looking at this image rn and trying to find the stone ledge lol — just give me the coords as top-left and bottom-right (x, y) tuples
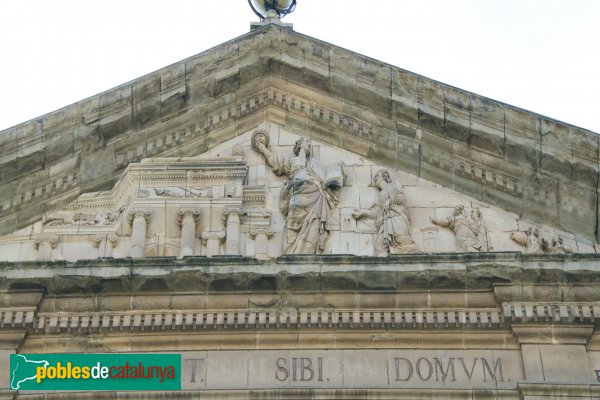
(0, 253), (599, 296)
(7, 302), (598, 336)
(28, 307), (506, 334)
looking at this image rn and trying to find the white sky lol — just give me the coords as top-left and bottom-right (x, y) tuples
(1, 0), (599, 133)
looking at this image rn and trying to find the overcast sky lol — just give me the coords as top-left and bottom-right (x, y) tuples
(1, 0), (599, 133)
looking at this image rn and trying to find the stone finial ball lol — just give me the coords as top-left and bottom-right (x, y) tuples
(251, 0), (294, 14)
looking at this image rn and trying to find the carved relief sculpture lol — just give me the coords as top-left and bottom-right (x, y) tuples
(177, 207), (201, 258)
(137, 187), (212, 199)
(510, 227), (544, 254)
(253, 131), (342, 254)
(250, 228), (274, 260)
(44, 209), (122, 226)
(550, 234), (573, 254)
(222, 207), (245, 255)
(431, 205), (488, 252)
(352, 169), (420, 255)
(93, 233), (119, 258)
(34, 233), (59, 261)
(510, 228), (573, 254)
(127, 207), (152, 258)
(202, 231), (225, 257)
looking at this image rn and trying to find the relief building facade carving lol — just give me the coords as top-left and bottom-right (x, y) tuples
(0, 128), (591, 260)
(0, 17), (599, 400)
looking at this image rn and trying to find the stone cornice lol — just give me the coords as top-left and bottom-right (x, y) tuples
(1, 302), (596, 337)
(1, 252), (600, 294)
(30, 307), (506, 334)
(503, 302), (600, 326)
(0, 27), (597, 242)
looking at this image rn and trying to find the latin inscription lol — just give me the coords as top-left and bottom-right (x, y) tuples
(180, 350), (522, 390)
(394, 357), (504, 383)
(184, 358), (205, 384)
(275, 357), (324, 382)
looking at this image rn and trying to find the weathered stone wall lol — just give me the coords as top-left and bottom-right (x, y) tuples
(2, 254), (600, 398)
(0, 24), (597, 246)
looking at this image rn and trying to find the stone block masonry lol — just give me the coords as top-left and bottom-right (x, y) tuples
(0, 24), (597, 246)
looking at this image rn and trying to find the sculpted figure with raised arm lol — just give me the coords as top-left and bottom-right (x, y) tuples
(353, 169), (420, 256)
(253, 132), (342, 254)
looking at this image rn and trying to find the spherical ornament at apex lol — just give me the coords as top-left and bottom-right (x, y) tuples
(249, 0), (296, 19)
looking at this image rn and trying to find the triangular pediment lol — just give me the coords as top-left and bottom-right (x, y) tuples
(0, 23), (597, 250)
(0, 126), (588, 262)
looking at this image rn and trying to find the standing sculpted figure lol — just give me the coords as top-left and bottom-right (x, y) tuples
(352, 169), (420, 255)
(430, 205), (488, 252)
(253, 134), (342, 254)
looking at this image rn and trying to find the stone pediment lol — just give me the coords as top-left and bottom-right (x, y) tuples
(0, 23), (598, 251)
(0, 127), (590, 262)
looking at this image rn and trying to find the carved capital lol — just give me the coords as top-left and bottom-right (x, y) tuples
(201, 230), (226, 243)
(127, 206), (152, 225)
(250, 228), (274, 239)
(511, 325), (594, 345)
(107, 233), (119, 246)
(93, 234), (119, 248)
(33, 234), (59, 249)
(92, 234), (104, 248)
(221, 207), (246, 223)
(177, 207), (201, 226)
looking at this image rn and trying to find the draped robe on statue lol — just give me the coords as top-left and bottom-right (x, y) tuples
(266, 153), (340, 254)
(373, 181), (420, 255)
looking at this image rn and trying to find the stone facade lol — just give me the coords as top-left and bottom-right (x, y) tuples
(1, 254), (600, 398)
(0, 18), (599, 400)
(0, 127), (590, 263)
(0, 24), (597, 246)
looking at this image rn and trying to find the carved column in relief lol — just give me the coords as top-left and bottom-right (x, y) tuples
(201, 231), (225, 257)
(93, 234), (119, 257)
(127, 207), (152, 258)
(34, 234), (59, 261)
(222, 207), (245, 255)
(177, 207), (201, 258)
(250, 228), (273, 260)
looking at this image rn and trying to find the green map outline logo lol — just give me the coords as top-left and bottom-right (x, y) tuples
(11, 354), (49, 390)
(9, 353), (181, 391)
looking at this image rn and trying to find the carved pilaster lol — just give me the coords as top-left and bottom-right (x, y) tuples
(246, 208), (272, 259)
(93, 233), (119, 258)
(177, 207), (201, 258)
(201, 231), (225, 257)
(250, 228), (274, 260)
(127, 207), (152, 258)
(222, 207), (246, 256)
(34, 233), (59, 261)
(504, 301), (596, 384)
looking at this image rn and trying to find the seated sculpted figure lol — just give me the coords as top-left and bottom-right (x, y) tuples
(353, 169), (420, 256)
(253, 135), (342, 254)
